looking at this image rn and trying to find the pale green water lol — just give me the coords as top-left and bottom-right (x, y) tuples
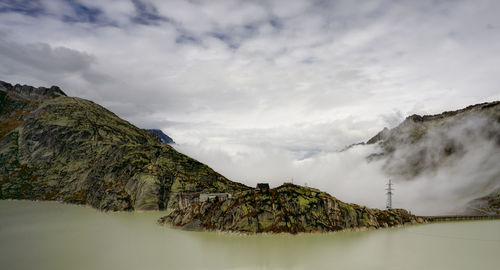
(1, 200), (499, 270)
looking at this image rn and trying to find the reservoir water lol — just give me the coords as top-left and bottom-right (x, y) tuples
(1, 200), (499, 270)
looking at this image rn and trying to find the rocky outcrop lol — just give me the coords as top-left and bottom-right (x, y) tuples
(159, 183), (426, 234)
(467, 188), (500, 215)
(487, 191), (500, 213)
(0, 81), (66, 138)
(0, 81), (248, 211)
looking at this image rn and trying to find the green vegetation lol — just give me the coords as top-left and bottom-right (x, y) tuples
(0, 81), (248, 211)
(159, 183), (425, 234)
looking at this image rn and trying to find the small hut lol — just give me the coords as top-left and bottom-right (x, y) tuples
(256, 183), (270, 193)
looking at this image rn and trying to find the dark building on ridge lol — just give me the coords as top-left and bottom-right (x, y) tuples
(256, 183), (270, 193)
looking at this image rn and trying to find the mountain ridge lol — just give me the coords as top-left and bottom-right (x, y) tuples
(367, 101), (500, 145)
(364, 100), (500, 214)
(0, 80), (248, 211)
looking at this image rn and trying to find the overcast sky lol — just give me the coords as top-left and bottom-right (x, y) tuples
(1, 1), (500, 208)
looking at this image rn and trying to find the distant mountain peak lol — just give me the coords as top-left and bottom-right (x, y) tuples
(366, 101), (500, 145)
(145, 129), (174, 144)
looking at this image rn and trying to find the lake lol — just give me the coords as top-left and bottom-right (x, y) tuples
(1, 200), (499, 270)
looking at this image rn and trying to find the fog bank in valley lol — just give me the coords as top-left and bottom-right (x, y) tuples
(174, 114), (500, 216)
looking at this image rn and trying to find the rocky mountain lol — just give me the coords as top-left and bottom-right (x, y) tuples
(365, 101), (500, 214)
(145, 129), (174, 144)
(159, 183), (425, 234)
(0, 81), (247, 211)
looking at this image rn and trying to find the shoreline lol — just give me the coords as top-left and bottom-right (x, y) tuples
(4, 199), (499, 236)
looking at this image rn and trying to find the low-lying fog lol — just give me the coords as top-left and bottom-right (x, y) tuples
(173, 114), (500, 215)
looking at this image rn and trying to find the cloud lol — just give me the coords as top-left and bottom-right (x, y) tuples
(173, 142), (391, 210)
(0, 39), (93, 72)
(0, 38), (107, 89)
(380, 109), (404, 128)
(131, 0), (169, 26)
(0, 0), (44, 16)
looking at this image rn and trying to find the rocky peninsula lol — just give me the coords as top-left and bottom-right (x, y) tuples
(159, 183), (426, 234)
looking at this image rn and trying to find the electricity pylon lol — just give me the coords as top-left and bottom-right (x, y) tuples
(386, 179), (394, 210)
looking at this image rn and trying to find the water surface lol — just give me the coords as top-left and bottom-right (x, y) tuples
(1, 200), (499, 270)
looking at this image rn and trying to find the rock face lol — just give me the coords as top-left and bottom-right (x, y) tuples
(366, 102), (499, 174)
(468, 188), (500, 215)
(487, 190), (500, 213)
(365, 101), (500, 214)
(0, 81), (248, 211)
(145, 129), (174, 144)
(0, 81), (66, 139)
(159, 183), (426, 234)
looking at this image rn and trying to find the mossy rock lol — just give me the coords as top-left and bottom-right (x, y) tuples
(0, 81), (249, 211)
(160, 183), (426, 234)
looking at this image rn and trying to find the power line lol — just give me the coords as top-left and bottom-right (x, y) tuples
(404, 230), (500, 242)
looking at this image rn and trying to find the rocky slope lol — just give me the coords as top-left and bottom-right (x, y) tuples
(467, 188), (500, 215)
(366, 101), (500, 214)
(0, 81), (248, 211)
(159, 183), (426, 234)
(367, 101), (499, 164)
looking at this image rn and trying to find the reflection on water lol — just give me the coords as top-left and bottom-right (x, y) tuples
(1, 200), (499, 270)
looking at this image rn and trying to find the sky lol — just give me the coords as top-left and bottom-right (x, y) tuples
(1, 0), (500, 213)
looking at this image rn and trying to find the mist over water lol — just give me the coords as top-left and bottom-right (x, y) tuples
(174, 115), (500, 215)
